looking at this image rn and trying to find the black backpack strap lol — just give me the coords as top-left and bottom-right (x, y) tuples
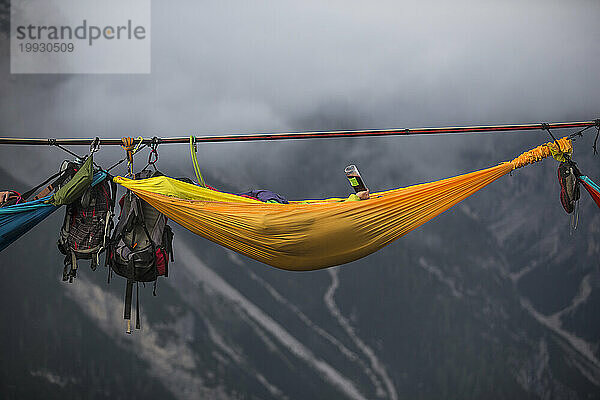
(24, 164), (75, 201)
(135, 282), (141, 330)
(62, 255), (71, 282)
(21, 170), (64, 201)
(61, 251), (78, 283)
(106, 258), (112, 284)
(124, 278), (133, 334)
(57, 208), (73, 255)
(163, 225), (174, 264)
(90, 255), (98, 271)
(70, 251), (78, 282)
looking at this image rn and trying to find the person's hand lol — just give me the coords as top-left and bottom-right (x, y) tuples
(356, 189), (370, 200)
(0, 191), (12, 204)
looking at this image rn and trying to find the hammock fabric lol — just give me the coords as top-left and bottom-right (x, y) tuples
(114, 138), (572, 271)
(0, 171), (107, 252)
(579, 175), (600, 209)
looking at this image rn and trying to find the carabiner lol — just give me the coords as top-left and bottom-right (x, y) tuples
(90, 137), (101, 154)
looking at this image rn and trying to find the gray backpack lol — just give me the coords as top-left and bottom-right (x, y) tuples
(105, 170), (174, 333)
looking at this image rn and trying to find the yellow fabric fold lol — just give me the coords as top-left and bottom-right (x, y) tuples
(113, 176), (262, 204)
(113, 138), (571, 271)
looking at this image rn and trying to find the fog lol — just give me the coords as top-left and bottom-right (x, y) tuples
(1, 0), (599, 198)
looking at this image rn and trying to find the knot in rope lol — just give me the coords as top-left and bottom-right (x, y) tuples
(509, 137), (572, 169)
(121, 137), (136, 163)
(121, 136), (144, 175)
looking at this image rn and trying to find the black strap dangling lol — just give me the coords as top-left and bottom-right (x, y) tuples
(135, 282), (141, 330)
(124, 279), (133, 334)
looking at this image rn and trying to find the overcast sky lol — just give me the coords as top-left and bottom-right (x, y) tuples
(1, 0), (599, 197)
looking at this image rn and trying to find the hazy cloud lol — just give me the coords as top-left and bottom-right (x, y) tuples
(1, 0), (599, 194)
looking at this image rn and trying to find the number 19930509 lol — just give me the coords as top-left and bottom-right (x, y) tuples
(18, 42), (74, 52)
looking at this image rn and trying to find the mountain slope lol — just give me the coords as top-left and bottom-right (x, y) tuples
(1, 136), (599, 400)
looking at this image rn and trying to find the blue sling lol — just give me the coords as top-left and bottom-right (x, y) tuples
(0, 171), (107, 252)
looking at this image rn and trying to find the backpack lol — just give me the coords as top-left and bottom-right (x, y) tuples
(57, 158), (117, 282)
(558, 162), (581, 214)
(105, 170), (174, 333)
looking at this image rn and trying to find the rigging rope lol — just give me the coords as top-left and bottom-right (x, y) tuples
(121, 136), (144, 176)
(0, 120), (597, 146)
(50, 139), (85, 160)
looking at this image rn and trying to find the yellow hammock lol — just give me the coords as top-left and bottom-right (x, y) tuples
(114, 138), (572, 271)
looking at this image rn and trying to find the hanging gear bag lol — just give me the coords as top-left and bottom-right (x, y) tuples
(57, 156), (117, 282)
(105, 170), (174, 333)
(558, 162), (581, 214)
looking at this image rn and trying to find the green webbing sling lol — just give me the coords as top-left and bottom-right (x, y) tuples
(189, 136), (206, 188)
(48, 155), (94, 206)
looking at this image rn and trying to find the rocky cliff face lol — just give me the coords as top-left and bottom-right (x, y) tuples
(1, 135), (599, 399)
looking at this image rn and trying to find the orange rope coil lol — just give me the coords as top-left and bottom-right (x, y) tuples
(121, 137), (136, 164)
(509, 137), (572, 169)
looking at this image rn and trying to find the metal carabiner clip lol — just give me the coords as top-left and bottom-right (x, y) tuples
(147, 137), (160, 169)
(90, 137), (101, 155)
